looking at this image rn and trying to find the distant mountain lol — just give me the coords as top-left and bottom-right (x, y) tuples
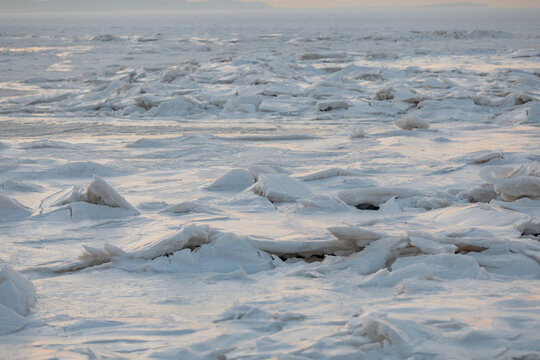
(1, 0), (272, 13)
(419, 2), (488, 7)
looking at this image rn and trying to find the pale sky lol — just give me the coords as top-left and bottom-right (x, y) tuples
(245, 0), (539, 7)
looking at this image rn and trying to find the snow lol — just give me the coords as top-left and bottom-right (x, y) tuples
(0, 8), (539, 359)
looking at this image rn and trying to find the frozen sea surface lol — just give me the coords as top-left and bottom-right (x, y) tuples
(0, 9), (539, 359)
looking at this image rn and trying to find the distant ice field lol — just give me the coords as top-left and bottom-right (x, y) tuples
(0, 9), (539, 359)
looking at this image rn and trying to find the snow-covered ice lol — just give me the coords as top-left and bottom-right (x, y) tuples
(0, 8), (539, 359)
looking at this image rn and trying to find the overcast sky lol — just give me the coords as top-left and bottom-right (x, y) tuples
(248, 0), (539, 7)
(1, 0), (538, 14)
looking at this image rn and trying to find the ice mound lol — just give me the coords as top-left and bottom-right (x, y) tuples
(89, 34), (120, 42)
(525, 101), (540, 123)
(159, 67), (186, 83)
(359, 263), (433, 287)
(0, 179), (41, 192)
(347, 313), (407, 346)
(461, 150), (504, 165)
(374, 87), (395, 101)
(317, 99), (349, 112)
(423, 77), (452, 89)
(41, 176), (139, 216)
(0, 265), (36, 316)
(395, 114), (430, 130)
(161, 201), (219, 215)
(300, 168), (360, 181)
(48, 224), (276, 275)
(254, 174), (312, 203)
(19, 140), (74, 149)
(338, 187), (421, 209)
(209, 169), (255, 190)
(215, 304), (305, 333)
(328, 226), (384, 249)
(146, 96), (203, 116)
(298, 51), (347, 60)
(349, 126), (365, 138)
(393, 253), (486, 280)
(295, 195), (350, 212)
(480, 164), (540, 201)
(224, 96), (262, 113)
(0, 194), (32, 222)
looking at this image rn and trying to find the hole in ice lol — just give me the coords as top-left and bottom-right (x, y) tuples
(355, 204), (380, 211)
(454, 244), (489, 255)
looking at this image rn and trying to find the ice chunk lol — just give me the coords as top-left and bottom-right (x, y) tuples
(40, 176), (138, 214)
(395, 114), (429, 130)
(85, 176), (138, 212)
(300, 168), (360, 181)
(209, 169), (255, 190)
(317, 99), (349, 112)
(338, 187), (421, 208)
(254, 174), (312, 203)
(248, 237), (354, 259)
(460, 183), (498, 203)
(0, 266), (36, 316)
(248, 165), (278, 180)
(480, 164), (540, 201)
(0, 194), (32, 222)
(416, 197), (453, 210)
